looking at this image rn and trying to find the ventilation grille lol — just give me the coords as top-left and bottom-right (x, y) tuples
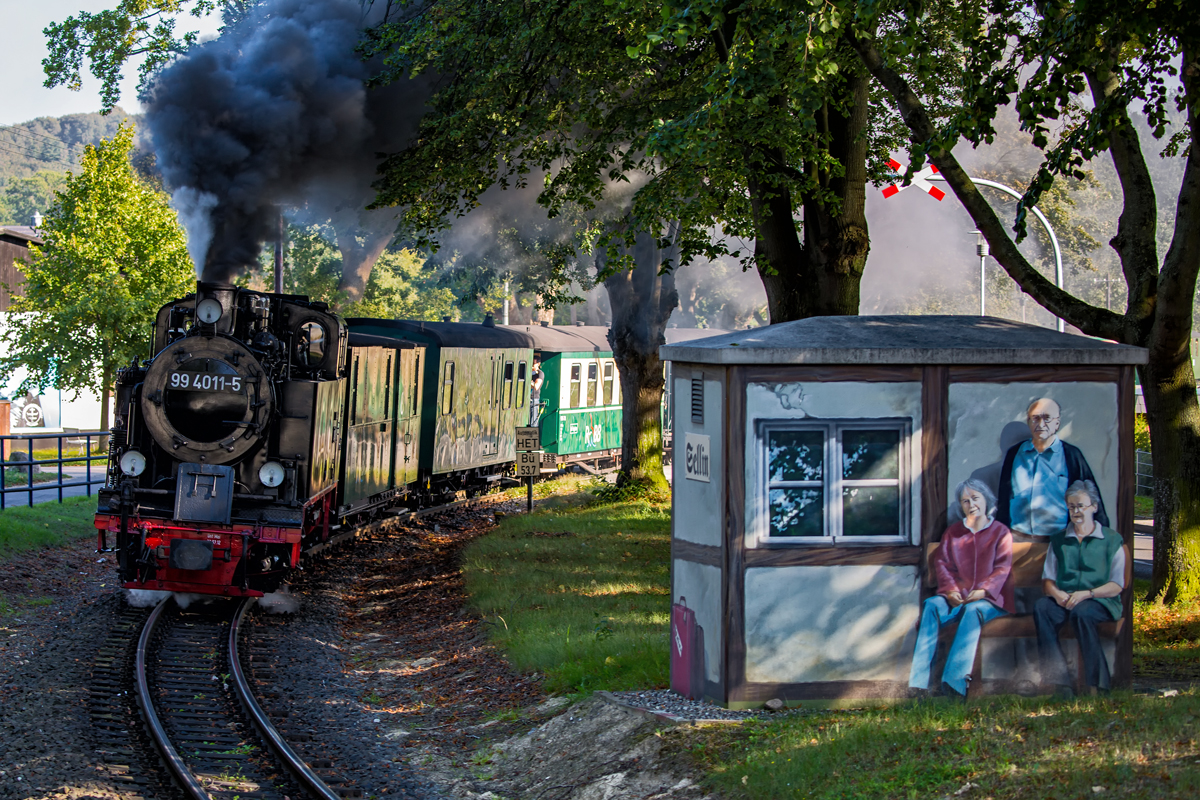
(690, 378), (704, 424)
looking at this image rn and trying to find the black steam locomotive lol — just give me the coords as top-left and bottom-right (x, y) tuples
(95, 282), (534, 597)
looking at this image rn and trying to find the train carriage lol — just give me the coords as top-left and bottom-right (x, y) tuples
(344, 318), (536, 498)
(519, 325), (622, 471)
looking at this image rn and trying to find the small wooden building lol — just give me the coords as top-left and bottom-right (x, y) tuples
(0, 225), (39, 311)
(661, 316), (1147, 708)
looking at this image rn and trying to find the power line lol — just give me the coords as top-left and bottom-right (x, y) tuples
(0, 137), (74, 165)
(0, 121), (85, 149)
(0, 143), (77, 170)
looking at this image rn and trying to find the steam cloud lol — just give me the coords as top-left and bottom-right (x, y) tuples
(145, 0), (431, 282)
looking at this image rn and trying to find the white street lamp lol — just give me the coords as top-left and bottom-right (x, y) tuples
(929, 175), (1065, 333)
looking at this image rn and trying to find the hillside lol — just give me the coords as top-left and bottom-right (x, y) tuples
(0, 109), (134, 185)
(0, 110), (136, 226)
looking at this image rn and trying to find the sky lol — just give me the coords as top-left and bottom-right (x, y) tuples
(0, 1), (222, 126)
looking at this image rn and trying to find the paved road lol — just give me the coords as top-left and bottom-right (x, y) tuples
(0, 465), (105, 508)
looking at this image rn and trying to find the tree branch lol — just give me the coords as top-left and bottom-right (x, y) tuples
(847, 28), (1126, 341)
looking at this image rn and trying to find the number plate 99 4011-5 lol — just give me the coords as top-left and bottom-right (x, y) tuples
(169, 372), (244, 393)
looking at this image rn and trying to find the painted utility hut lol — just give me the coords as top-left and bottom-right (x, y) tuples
(661, 316), (1147, 708)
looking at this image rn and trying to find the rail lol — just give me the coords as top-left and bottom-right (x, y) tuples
(229, 599), (342, 800)
(0, 430), (109, 509)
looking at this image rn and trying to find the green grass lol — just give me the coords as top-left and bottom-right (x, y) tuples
(464, 476), (671, 693)
(1, 467), (62, 486)
(691, 691), (1200, 799)
(0, 495), (99, 558)
(1134, 495), (1154, 518)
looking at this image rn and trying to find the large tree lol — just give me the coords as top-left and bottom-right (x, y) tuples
(844, 0), (1200, 602)
(0, 122), (195, 433)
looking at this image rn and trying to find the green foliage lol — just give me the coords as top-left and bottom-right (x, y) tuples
(0, 496), (99, 558)
(242, 223), (457, 320)
(462, 479), (671, 693)
(693, 692), (1200, 799)
(0, 122), (195, 406)
(41, 2), (236, 113)
(0, 171), (69, 227)
(1136, 414), (1152, 453)
(0, 111), (131, 185)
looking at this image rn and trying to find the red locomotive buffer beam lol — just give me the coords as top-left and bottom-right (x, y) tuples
(93, 516), (302, 597)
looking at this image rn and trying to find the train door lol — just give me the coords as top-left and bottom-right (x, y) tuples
(397, 348), (422, 486)
(344, 348), (395, 509)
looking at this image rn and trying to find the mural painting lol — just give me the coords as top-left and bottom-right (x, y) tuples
(923, 384), (1128, 697)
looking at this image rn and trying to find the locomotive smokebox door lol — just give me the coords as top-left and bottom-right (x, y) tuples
(175, 463), (235, 524)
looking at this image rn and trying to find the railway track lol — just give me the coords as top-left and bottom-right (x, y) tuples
(91, 494), (512, 798)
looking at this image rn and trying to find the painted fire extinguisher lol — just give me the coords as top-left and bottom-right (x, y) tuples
(670, 596), (704, 699)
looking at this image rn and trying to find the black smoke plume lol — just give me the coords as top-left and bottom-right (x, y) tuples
(145, 0), (430, 282)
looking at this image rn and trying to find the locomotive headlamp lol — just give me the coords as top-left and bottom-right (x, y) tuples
(196, 298), (224, 324)
(259, 461), (285, 488)
(119, 450), (147, 477)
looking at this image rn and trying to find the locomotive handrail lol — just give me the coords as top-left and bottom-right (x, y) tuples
(0, 430), (109, 509)
(228, 598), (342, 800)
(135, 596), (211, 800)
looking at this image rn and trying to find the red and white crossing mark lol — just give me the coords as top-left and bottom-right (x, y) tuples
(881, 158), (945, 201)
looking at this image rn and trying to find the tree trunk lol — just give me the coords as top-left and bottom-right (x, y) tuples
(1141, 339), (1200, 603)
(99, 361), (113, 452)
(334, 224), (393, 304)
(747, 69), (871, 323)
(604, 228), (680, 489)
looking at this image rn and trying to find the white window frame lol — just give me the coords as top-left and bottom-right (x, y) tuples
(756, 418), (912, 545)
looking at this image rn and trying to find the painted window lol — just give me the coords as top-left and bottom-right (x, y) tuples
(411, 354), (420, 416)
(586, 362), (599, 406)
(503, 361), (515, 408)
(603, 362), (616, 406)
(569, 363), (581, 408)
(759, 419), (909, 543)
(516, 361), (527, 407)
(441, 361), (455, 415)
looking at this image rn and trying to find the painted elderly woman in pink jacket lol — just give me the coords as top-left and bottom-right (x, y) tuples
(909, 478), (1014, 697)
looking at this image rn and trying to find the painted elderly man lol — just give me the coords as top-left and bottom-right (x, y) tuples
(1035, 480), (1126, 695)
(996, 398), (1108, 537)
(910, 479), (1014, 697)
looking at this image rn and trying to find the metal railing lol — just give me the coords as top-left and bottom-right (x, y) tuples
(1135, 449), (1153, 497)
(0, 431), (110, 509)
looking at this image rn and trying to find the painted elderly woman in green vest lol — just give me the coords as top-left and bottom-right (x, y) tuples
(1034, 479), (1126, 696)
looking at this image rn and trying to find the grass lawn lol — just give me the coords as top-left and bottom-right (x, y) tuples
(690, 691), (1199, 799)
(464, 476), (671, 694)
(0, 495), (98, 558)
(467, 477), (1200, 797)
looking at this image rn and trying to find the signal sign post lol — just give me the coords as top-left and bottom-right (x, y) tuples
(515, 427), (541, 512)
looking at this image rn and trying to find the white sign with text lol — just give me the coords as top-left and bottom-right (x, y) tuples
(683, 432), (712, 483)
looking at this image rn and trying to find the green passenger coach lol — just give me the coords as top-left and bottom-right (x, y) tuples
(518, 325), (622, 471)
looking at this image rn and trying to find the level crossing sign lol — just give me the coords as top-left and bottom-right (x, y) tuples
(881, 158), (945, 201)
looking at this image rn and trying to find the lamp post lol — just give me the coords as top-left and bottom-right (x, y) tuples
(929, 175), (1065, 333)
(972, 230), (989, 316)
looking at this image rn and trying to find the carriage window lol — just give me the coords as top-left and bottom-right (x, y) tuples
(516, 361), (527, 407)
(586, 362), (598, 406)
(503, 361), (515, 408)
(411, 355), (420, 416)
(761, 420), (909, 543)
(441, 361), (455, 415)
(603, 362), (616, 405)
(569, 363), (581, 408)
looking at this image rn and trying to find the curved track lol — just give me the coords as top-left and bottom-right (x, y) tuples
(135, 597), (340, 800)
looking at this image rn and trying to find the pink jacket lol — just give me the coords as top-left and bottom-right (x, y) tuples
(933, 520), (1014, 612)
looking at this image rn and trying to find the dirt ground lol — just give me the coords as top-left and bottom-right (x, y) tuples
(0, 499), (718, 800)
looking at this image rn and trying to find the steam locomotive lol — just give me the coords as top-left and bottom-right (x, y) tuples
(94, 282), (534, 597)
(95, 282), (723, 598)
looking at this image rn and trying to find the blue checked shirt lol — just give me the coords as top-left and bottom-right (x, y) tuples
(1007, 438), (1069, 537)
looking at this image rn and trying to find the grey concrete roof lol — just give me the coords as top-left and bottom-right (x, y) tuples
(659, 315), (1148, 365)
(665, 327), (731, 344)
(0, 226), (43, 246)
